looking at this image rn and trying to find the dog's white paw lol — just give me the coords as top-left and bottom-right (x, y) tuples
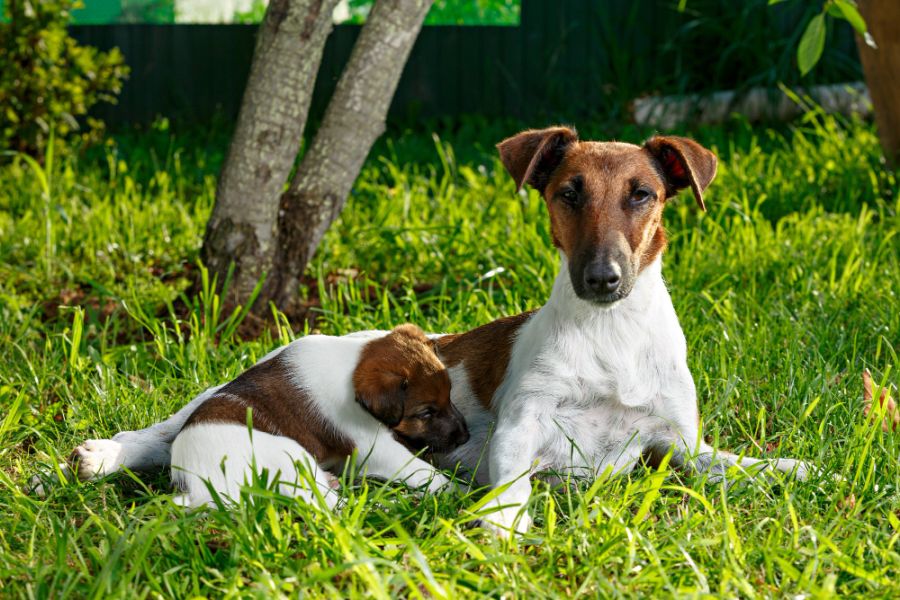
(27, 463), (72, 496)
(480, 506), (532, 539)
(71, 439), (125, 481)
(771, 458), (833, 482)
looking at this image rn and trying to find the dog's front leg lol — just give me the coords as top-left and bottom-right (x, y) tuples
(662, 425), (814, 483)
(480, 415), (542, 538)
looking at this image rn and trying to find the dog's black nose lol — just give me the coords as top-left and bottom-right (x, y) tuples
(584, 261), (621, 295)
(456, 426), (470, 446)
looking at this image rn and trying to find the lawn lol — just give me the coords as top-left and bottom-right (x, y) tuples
(1, 112), (899, 597)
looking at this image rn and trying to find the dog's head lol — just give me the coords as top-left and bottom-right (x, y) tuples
(353, 324), (469, 453)
(497, 127), (717, 304)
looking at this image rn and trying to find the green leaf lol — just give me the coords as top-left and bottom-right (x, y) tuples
(834, 0), (867, 34)
(798, 13), (826, 76)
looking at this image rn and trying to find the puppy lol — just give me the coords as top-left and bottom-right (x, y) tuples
(69, 324), (468, 508)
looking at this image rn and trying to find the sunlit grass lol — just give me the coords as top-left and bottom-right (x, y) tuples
(1, 113), (898, 597)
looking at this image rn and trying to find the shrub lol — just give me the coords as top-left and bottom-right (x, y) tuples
(0, 0), (129, 156)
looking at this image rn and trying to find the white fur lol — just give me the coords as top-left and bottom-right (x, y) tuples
(71, 334), (450, 507)
(442, 255), (811, 536)
(170, 423), (338, 509)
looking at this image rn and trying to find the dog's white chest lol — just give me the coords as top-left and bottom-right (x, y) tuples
(532, 359), (669, 476)
(497, 261), (694, 477)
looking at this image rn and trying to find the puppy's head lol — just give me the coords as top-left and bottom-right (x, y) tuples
(497, 127), (717, 305)
(353, 324), (469, 453)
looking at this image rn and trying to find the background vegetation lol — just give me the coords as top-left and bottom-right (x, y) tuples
(1, 110), (899, 596)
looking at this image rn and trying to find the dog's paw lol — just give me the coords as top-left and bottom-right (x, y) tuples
(770, 458), (835, 482)
(479, 506), (532, 539)
(26, 463), (72, 497)
(70, 439), (125, 481)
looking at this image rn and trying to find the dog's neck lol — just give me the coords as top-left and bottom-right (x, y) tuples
(545, 253), (666, 327)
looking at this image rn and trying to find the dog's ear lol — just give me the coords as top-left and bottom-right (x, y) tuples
(497, 126), (578, 193)
(355, 375), (406, 428)
(390, 323), (428, 343)
(643, 136), (717, 211)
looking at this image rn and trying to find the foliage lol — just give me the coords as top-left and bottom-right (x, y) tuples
(232, 0), (268, 25)
(793, 0), (871, 76)
(119, 0), (175, 24)
(0, 0), (129, 156)
(667, 0), (860, 95)
(1, 114), (899, 596)
(344, 0), (520, 25)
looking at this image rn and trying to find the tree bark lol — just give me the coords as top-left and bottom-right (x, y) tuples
(201, 0), (339, 307)
(265, 0), (433, 311)
(856, 0), (900, 167)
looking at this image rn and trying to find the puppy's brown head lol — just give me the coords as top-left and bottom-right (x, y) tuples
(497, 127), (717, 304)
(353, 324), (468, 453)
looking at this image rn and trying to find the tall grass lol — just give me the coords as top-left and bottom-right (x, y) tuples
(0, 113), (898, 597)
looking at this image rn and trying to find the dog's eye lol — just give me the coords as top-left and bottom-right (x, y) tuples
(630, 188), (654, 206)
(400, 379), (409, 391)
(559, 189), (582, 207)
(416, 408), (435, 420)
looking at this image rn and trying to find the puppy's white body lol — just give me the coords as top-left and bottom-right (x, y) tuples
(171, 424), (337, 508)
(73, 334), (449, 508)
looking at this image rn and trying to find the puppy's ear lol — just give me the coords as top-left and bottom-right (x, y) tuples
(390, 323), (428, 343)
(643, 136), (717, 211)
(355, 375), (406, 428)
(497, 126), (578, 193)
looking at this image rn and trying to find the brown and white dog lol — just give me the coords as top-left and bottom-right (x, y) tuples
(428, 127), (812, 535)
(69, 324), (468, 508)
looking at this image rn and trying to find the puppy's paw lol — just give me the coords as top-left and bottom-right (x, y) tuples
(70, 439), (125, 481)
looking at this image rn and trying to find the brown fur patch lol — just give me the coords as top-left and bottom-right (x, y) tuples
(183, 355), (354, 466)
(433, 311), (535, 409)
(353, 324), (450, 426)
(542, 141), (673, 275)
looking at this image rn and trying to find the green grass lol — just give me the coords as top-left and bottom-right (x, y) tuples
(1, 111), (899, 597)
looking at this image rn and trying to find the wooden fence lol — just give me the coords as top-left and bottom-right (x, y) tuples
(69, 0), (862, 126)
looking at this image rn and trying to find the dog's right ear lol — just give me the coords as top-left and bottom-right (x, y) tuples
(497, 126), (578, 193)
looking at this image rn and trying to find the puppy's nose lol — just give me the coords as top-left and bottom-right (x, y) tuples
(451, 408), (469, 446)
(584, 261), (622, 295)
(456, 425), (470, 446)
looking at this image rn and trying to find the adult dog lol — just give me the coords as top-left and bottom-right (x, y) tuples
(431, 127), (811, 535)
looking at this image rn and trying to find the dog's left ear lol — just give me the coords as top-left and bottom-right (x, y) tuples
(355, 376), (406, 428)
(643, 136), (717, 211)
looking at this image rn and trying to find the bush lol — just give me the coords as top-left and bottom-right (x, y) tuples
(0, 0), (129, 156)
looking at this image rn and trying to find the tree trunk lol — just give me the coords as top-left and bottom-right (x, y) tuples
(264, 0), (433, 311)
(856, 0), (900, 167)
(201, 0), (339, 307)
